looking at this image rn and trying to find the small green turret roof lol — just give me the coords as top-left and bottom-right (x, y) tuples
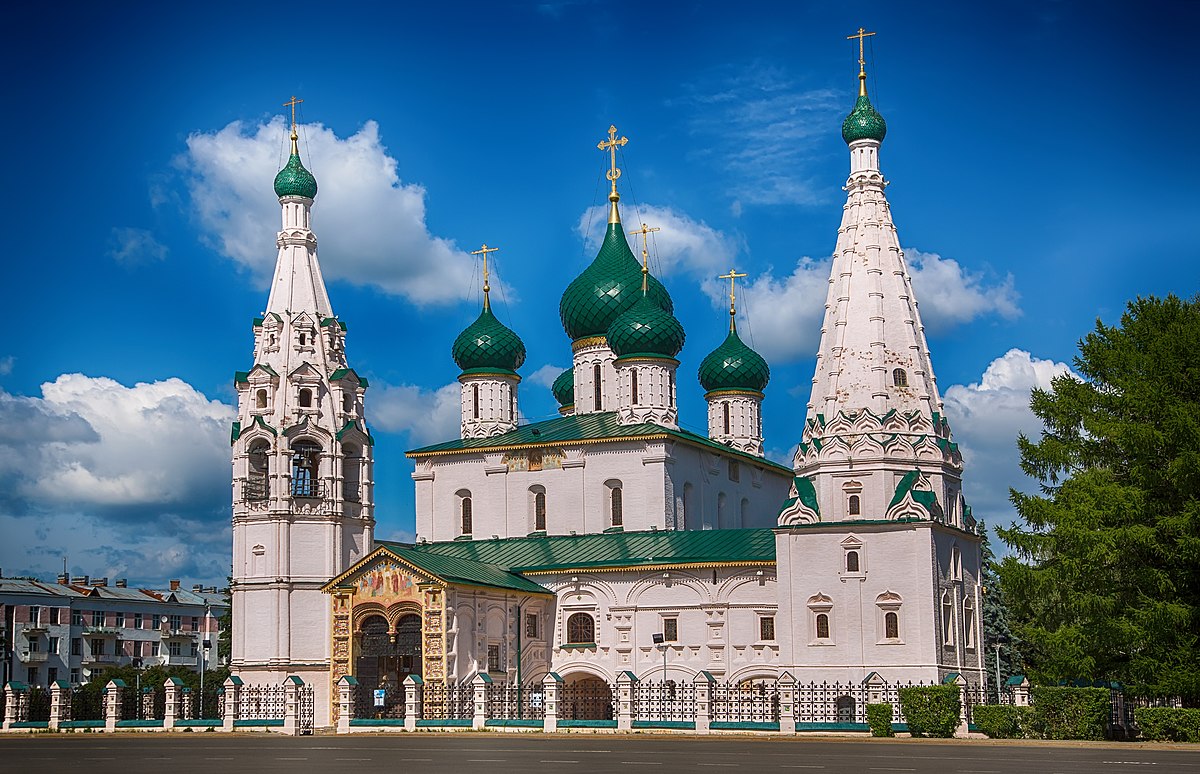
(698, 323), (770, 393)
(451, 306), (526, 375)
(608, 292), (685, 360)
(842, 80), (887, 144)
(559, 223), (673, 341)
(551, 368), (574, 407)
(274, 150), (318, 199)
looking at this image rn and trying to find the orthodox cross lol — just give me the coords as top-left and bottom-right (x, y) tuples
(719, 268), (748, 330)
(628, 223), (661, 290)
(283, 96), (304, 131)
(471, 244), (499, 308)
(597, 125), (629, 196)
(847, 27), (876, 73)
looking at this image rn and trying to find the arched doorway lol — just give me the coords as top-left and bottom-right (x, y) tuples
(560, 675), (613, 721)
(355, 613), (423, 691)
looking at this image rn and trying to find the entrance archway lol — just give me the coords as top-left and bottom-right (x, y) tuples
(560, 675), (613, 720)
(355, 613), (422, 692)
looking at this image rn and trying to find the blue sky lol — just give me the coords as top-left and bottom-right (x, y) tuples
(2, 1), (1196, 587)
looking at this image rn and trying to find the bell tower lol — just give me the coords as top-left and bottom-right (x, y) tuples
(229, 99), (374, 722)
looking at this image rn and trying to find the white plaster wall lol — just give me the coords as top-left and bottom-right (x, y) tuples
(460, 376), (519, 438)
(706, 393), (764, 456)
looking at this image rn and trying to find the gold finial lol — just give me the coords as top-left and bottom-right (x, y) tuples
(846, 27), (876, 97)
(718, 268), (748, 332)
(471, 244), (500, 310)
(283, 95), (304, 154)
(629, 223), (661, 294)
(597, 124), (629, 224)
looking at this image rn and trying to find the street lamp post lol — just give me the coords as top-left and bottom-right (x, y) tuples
(652, 633), (667, 685)
(200, 603), (210, 719)
(994, 634), (1011, 703)
(132, 658), (143, 719)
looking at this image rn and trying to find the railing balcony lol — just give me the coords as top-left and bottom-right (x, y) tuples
(289, 477), (323, 499)
(22, 625), (49, 636)
(242, 477), (269, 502)
(21, 651), (49, 663)
(82, 653), (119, 665)
(82, 627), (121, 637)
(164, 655), (197, 666)
(160, 627), (197, 640)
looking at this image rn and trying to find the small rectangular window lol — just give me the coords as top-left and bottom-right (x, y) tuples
(49, 608), (60, 625)
(71, 638), (81, 656)
(91, 638), (104, 656)
(760, 616), (776, 641)
(72, 611), (83, 627)
(29, 637), (40, 653)
(662, 617), (678, 642)
(169, 614), (182, 630)
(27, 668), (38, 685)
(48, 636), (59, 653)
(525, 613), (539, 639)
(728, 460), (740, 482)
(134, 613), (143, 630)
(70, 668), (80, 684)
(48, 667), (58, 684)
(29, 606), (40, 625)
(487, 643), (501, 672)
(91, 611), (103, 627)
(115, 612), (125, 628)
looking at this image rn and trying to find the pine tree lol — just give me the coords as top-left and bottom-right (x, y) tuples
(979, 521), (1022, 702)
(998, 295), (1200, 704)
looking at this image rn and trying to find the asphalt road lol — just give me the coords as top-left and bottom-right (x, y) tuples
(1, 733), (1197, 774)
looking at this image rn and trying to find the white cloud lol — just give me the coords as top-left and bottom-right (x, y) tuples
(0, 375), (235, 584)
(183, 116), (482, 305)
(906, 249), (1020, 333)
(672, 63), (841, 209)
(577, 203), (740, 280)
(726, 256), (832, 363)
(943, 349), (1076, 530)
(108, 227), (169, 265)
(528, 364), (568, 389)
(0, 356), (13, 376)
(370, 382), (462, 447)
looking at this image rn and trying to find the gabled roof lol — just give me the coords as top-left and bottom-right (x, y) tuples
(405, 411), (791, 474)
(326, 544), (551, 595)
(381, 527), (777, 574)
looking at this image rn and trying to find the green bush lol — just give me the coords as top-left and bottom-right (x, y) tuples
(898, 684), (961, 738)
(1135, 708), (1200, 742)
(971, 705), (1032, 739)
(1029, 686), (1110, 740)
(867, 703), (894, 737)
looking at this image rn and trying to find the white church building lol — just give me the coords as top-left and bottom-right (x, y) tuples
(228, 54), (985, 728)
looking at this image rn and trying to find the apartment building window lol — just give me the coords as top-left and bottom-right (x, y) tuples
(91, 611), (103, 627)
(71, 638), (81, 656)
(48, 667), (58, 684)
(116, 612), (125, 628)
(49, 608), (60, 625)
(169, 614), (182, 630)
(29, 606), (40, 625)
(134, 613), (143, 629)
(191, 616), (199, 631)
(190, 642), (199, 657)
(27, 668), (39, 685)
(29, 637), (40, 653)
(70, 668), (80, 684)
(48, 636), (59, 654)
(168, 641), (181, 657)
(72, 611), (83, 627)
(90, 638), (104, 656)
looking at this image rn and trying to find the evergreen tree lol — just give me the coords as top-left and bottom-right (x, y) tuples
(998, 295), (1200, 704)
(979, 521), (1022, 702)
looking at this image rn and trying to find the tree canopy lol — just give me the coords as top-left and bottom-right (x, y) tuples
(998, 294), (1200, 704)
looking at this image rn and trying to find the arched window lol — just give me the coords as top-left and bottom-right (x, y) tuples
(256, 389), (268, 409)
(290, 441), (321, 497)
(885, 611), (899, 639)
(942, 591), (955, 645)
(461, 496), (473, 535)
(951, 545), (962, 580)
(846, 550), (860, 573)
(816, 613), (830, 639)
(668, 371), (675, 406)
(610, 486), (622, 527)
(472, 384), (480, 419)
(593, 363), (602, 411)
(299, 332), (307, 346)
(848, 494), (861, 516)
(963, 597), (976, 649)
(342, 443), (361, 503)
(342, 391), (353, 414)
(246, 441), (270, 501)
(892, 368), (908, 387)
(630, 369), (639, 405)
(566, 613), (595, 645)
(723, 402), (731, 435)
(299, 388), (313, 408)
(534, 491), (547, 531)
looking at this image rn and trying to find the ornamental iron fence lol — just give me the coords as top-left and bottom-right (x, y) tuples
(28, 688), (51, 722)
(238, 684), (287, 720)
(713, 680), (779, 724)
(421, 681), (473, 720)
(487, 681), (546, 721)
(298, 684), (314, 734)
(559, 680), (616, 721)
(355, 682), (406, 719)
(633, 679), (695, 722)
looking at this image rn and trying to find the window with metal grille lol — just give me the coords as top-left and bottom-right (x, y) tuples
(892, 368), (907, 387)
(593, 364), (602, 410)
(461, 496), (473, 535)
(816, 613), (830, 639)
(662, 617), (678, 642)
(760, 616), (775, 641)
(848, 494), (861, 516)
(610, 487), (622, 527)
(290, 441), (321, 497)
(534, 491), (547, 531)
(566, 613), (595, 644)
(631, 369), (639, 405)
(525, 613), (539, 639)
(846, 550), (860, 573)
(487, 644), (501, 672)
(885, 611), (899, 639)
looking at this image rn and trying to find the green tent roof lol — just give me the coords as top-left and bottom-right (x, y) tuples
(405, 410), (791, 474)
(382, 527), (777, 574)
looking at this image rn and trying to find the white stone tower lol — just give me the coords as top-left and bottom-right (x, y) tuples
(775, 34), (984, 686)
(230, 106), (374, 721)
(452, 244), (526, 439)
(697, 271), (769, 456)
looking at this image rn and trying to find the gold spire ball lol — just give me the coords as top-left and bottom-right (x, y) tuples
(597, 125), (629, 224)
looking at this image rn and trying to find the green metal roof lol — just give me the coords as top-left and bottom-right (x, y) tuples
(376, 544), (551, 594)
(382, 527), (777, 573)
(451, 306), (526, 374)
(405, 410), (791, 474)
(274, 150), (318, 199)
(842, 92), (887, 144)
(551, 367), (574, 407)
(697, 324), (770, 393)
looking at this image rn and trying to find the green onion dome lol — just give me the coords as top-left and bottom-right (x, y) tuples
(551, 368), (574, 407)
(697, 324), (770, 393)
(274, 151), (318, 199)
(841, 92), (887, 144)
(451, 306), (526, 375)
(559, 223), (673, 341)
(608, 293), (685, 360)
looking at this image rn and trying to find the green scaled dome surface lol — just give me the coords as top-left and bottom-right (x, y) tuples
(451, 306), (526, 374)
(841, 94), (887, 144)
(274, 152), (318, 199)
(608, 293), (685, 359)
(551, 368), (574, 407)
(698, 325), (770, 393)
(560, 223), (673, 341)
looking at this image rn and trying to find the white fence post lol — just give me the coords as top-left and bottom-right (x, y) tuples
(693, 671), (713, 735)
(222, 676), (242, 732)
(616, 671), (636, 732)
(778, 672), (796, 734)
(542, 673), (561, 733)
(49, 680), (70, 731)
(164, 677), (183, 730)
(472, 673), (491, 730)
(282, 676), (302, 736)
(104, 679), (126, 732)
(3, 680), (29, 730)
(403, 674), (423, 732)
(338, 675), (357, 734)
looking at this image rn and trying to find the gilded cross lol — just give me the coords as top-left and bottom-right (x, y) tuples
(283, 96), (304, 131)
(719, 268), (748, 330)
(471, 244), (500, 308)
(597, 125), (629, 195)
(846, 27), (876, 71)
(629, 223), (661, 293)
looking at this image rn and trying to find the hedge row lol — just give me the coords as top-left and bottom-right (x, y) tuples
(971, 687), (1109, 740)
(866, 703), (894, 737)
(1134, 708), (1200, 742)
(898, 684), (961, 738)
